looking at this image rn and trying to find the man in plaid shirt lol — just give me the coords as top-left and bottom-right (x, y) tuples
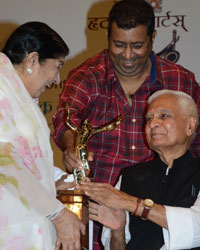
(52, 0), (200, 249)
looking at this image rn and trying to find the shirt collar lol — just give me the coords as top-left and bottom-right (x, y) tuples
(150, 51), (163, 85)
(155, 150), (193, 170)
(150, 51), (156, 84)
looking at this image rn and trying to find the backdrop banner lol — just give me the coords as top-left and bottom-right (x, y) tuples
(0, 0), (199, 168)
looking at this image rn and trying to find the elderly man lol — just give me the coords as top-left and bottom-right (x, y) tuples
(78, 89), (200, 250)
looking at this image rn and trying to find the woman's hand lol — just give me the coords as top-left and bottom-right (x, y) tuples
(52, 208), (85, 250)
(55, 174), (76, 191)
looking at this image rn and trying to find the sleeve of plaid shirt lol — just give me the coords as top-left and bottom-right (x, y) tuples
(52, 70), (92, 149)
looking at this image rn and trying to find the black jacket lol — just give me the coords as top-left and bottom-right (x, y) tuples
(121, 151), (200, 250)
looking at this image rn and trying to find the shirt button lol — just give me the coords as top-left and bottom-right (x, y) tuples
(132, 118), (136, 123)
(131, 145), (135, 150)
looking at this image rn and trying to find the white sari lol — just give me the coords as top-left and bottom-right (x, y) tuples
(0, 53), (64, 250)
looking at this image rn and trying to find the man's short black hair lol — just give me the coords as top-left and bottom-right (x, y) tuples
(108, 0), (155, 40)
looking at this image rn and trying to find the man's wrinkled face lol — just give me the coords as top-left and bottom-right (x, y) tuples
(145, 94), (189, 153)
(108, 22), (155, 78)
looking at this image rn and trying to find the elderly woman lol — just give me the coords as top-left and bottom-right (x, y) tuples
(0, 22), (84, 250)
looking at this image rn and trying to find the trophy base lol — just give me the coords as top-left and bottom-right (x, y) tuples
(57, 190), (89, 249)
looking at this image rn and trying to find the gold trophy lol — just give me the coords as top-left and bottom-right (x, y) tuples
(57, 106), (122, 249)
(65, 105), (122, 184)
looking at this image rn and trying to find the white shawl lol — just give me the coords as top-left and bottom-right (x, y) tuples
(0, 52), (64, 249)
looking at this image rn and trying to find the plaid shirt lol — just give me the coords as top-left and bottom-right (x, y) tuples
(53, 49), (200, 186)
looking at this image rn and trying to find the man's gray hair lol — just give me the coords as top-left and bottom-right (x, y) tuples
(148, 89), (199, 126)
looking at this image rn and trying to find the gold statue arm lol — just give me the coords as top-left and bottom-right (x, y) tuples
(90, 116), (123, 137)
(65, 105), (78, 134)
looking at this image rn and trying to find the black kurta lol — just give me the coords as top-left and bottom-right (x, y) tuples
(121, 151), (200, 250)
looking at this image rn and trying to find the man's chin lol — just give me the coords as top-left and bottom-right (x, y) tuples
(116, 68), (138, 77)
(149, 141), (164, 150)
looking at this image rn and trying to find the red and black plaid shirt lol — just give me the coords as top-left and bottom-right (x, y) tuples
(53, 49), (200, 186)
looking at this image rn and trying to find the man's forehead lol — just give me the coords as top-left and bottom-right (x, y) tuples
(146, 107), (172, 115)
(146, 97), (182, 118)
(147, 95), (178, 112)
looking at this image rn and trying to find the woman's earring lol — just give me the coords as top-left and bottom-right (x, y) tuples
(27, 68), (33, 75)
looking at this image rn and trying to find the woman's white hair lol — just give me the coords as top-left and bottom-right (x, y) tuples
(148, 89), (199, 128)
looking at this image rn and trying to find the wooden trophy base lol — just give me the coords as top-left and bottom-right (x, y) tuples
(57, 190), (89, 249)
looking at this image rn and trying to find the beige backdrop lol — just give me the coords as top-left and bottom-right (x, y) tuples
(0, 0), (199, 169)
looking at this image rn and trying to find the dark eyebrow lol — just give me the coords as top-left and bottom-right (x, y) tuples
(113, 40), (144, 45)
(158, 109), (172, 114)
(113, 40), (125, 44)
(145, 108), (172, 117)
(145, 112), (152, 118)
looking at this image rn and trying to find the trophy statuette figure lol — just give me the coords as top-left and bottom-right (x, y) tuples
(65, 105), (122, 184)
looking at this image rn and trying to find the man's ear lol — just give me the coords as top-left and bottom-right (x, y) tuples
(152, 30), (157, 44)
(186, 116), (197, 136)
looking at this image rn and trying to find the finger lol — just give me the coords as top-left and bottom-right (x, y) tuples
(75, 184), (93, 191)
(89, 213), (98, 221)
(79, 181), (97, 186)
(63, 150), (79, 164)
(58, 174), (68, 182)
(55, 238), (62, 250)
(62, 158), (73, 173)
(63, 158), (81, 173)
(63, 154), (75, 168)
(63, 181), (75, 187)
(88, 151), (94, 161)
(81, 190), (95, 197)
(89, 206), (98, 215)
(62, 241), (75, 250)
(88, 196), (103, 205)
(75, 184), (81, 190)
(84, 190), (100, 199)
(85, 177), (91, 182)
(57, 181), (75, 190)
(80, 182), (108, 189)
(74, 239), (81, 250)
(89, 201), (101, 209)
(78, 183), (100, 192)
(68, 151), (82, 164)
(68, 242), (76, 250)
(80, 221), (86, 235)
(56, 174), (74, 185)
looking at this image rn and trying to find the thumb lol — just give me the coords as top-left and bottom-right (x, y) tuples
(88, 152), (94, 161)
(80, 221), (86, 235)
